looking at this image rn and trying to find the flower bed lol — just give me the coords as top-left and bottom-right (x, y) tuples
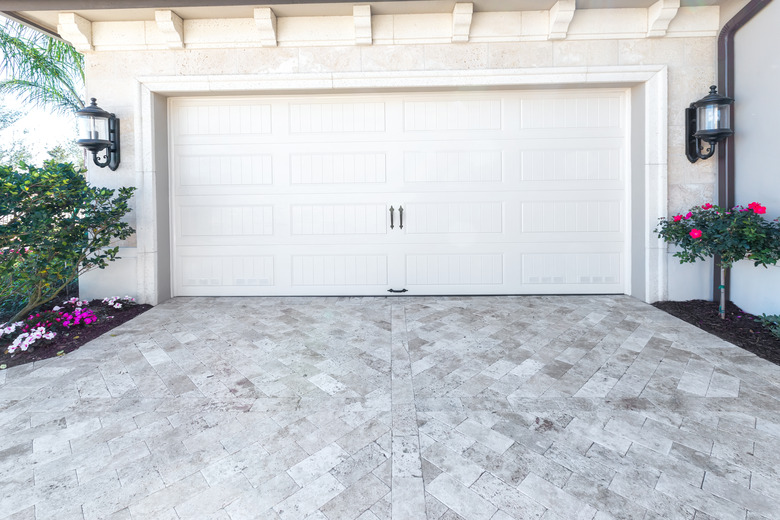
(654, 300), (780, 365)
(1, 296), (151, 370)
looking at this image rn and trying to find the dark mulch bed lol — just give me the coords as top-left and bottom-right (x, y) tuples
(653, 299), (780, 365)
(1, 300), (151, 370)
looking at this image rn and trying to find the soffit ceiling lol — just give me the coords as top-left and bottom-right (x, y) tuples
(1, 0), (727, 36)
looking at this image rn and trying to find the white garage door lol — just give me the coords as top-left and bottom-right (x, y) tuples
(170, 89), (628, 297)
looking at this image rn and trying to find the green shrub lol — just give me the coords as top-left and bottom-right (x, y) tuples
(0, 161), (135, 325)
(759, 314), (780, 340)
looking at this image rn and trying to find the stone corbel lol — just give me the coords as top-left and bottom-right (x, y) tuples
(452, 3), (473, 43)
(548, 0), (575, 40)
(254, 7), (278, 47)
(57, 12), (92, 52)
(353, 5), (372, 45)
(155, 10), (184, 49)
(647, 0), (680, 38)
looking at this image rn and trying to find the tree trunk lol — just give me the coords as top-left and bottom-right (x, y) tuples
(719, 267), (726, 320)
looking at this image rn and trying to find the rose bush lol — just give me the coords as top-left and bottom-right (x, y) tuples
(656, 202), (780, 318)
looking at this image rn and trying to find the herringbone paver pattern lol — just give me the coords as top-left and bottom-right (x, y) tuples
(1, 296), (779, 519)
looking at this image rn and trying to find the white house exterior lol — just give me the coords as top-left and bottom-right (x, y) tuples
(730, 0), (780, 315)
(3, 0), (774, 309)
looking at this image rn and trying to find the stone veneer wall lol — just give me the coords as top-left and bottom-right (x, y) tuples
(73, 5), (722, 304)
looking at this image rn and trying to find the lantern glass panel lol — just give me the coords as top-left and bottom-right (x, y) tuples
(696, 104), (730, 132)
(77, 114), (109, 141)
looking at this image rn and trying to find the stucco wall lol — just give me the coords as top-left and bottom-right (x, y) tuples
(74, 6), (723, 304)
(731, 0), (780, 315)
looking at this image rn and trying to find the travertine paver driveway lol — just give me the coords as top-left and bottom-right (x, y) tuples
(2, 296), (780, 520)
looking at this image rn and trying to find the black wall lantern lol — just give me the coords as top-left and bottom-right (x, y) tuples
(76, 98), (120, 171)
(685, 85), (734, 163)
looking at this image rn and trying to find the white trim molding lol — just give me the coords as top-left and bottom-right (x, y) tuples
(133, 65), (668, 304)
(57, 12), (92, 52)
(254, 7), (278, 47)
(452, 3), (474, 43)
(155, 10), (184, 49)
(548, 0), (576, 40)
(60, 4), (718, 51)
(353, 5), (372, 45)
(647, 0), (680, 38)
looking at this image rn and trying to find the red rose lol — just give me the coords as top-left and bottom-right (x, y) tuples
(689, 229), (702, 239)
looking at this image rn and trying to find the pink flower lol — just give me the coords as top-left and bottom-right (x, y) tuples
(673, 215), (683, 222)
(702, 203), (713, 209)
(748, 202), (767, 214)
(689, 229), (702, 239)
(684, 212), (693, 220)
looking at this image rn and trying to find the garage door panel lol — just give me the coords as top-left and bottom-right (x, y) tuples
(403, 150), (504, 184)
(520, 95), (623, 130)
(521, 252), (622, 286)
(403, 98), (502, 132)
(520, 200), (622, 234)
(291, 152), (387, 184)
(178, 205), (274, 237)
(290, 204), (388, 235)
(291, 254), (388, 286)
(289, 101), (386, 133)
(404, 201), (503, 234)
(406, 253), (504, 286)
(174, 102), (273, 138)
(175, 153), (274, 188)
(520, 148), (622, 182)
(170, 89), (628, 296)
(179, 254), (275, 289)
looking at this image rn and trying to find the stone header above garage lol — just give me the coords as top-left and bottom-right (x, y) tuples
(7, 1), (720, 52)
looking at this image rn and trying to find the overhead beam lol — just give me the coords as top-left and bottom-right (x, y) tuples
(548, 0), (575, 40)
(57, 12), (92, 51)
(155, 9), (184, 48)
(452, 2), (473, 43)
(0, 0), (419, 8)
(353, 4), (372, 45)
(254, 7), (277, 47)
(1, 11), (62, 39)
(647, 0), (680, 37)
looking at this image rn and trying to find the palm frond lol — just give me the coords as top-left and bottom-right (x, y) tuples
(0, 18), (85, 114)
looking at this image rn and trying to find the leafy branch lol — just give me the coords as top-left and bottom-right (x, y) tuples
(0, 19), (84, 114)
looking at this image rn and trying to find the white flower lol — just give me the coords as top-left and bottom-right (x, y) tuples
(52, 306), (62, 311)
(114, 303), (122, 309)
(11, 333), (29, 351)
(1, 322), (23, 338)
